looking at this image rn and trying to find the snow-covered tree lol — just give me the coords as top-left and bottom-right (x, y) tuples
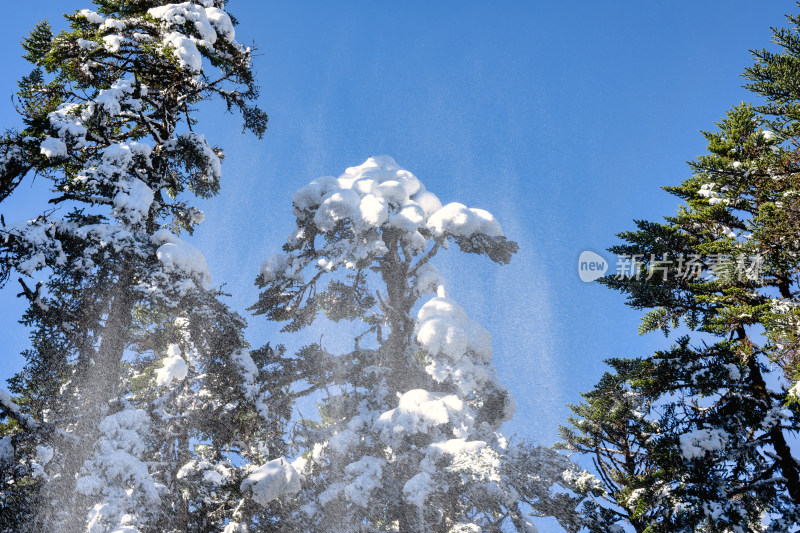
(561, 12), (800, 530)
(252, 155), (593, 532)
(0, 2), (288, 531)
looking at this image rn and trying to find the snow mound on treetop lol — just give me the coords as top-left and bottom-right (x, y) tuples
(113, 178), (153, 225)
(147, 2), (241, 74)
(679, 428), (728, 459)
(415, 295), (510, 399)
(241, 457), (301, 507)
(148, 2), (237, 46)
(427, 202), (503, 238)
(291, 155), (505, 240)
(153, 230), (212, 290)
(40, 137), (67, 159)
(375, 389), (472, 439)
(416, 296), (492, 361)
(260, 156), (516, 286)
(155, 344), (188, 386)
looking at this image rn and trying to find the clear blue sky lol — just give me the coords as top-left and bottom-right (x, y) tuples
(0, 1), (791, 446)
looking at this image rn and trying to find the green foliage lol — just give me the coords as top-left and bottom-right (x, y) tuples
(565, 6), (800, 532)
(21, 20), (53, 65)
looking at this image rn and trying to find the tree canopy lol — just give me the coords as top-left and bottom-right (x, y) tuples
(561, 9), (800, 533)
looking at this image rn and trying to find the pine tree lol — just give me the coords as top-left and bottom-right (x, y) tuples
(251, 155), (596, 533)
(0, 2), (287, 531)
(556, 362), (660, 532)
(561, 11), (800, 531)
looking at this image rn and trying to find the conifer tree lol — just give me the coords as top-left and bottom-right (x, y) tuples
(252, 156), (596, 533)
(0, 2), (288, 531)
(556, 362), (660, 532)
(561, 10), (800, 532)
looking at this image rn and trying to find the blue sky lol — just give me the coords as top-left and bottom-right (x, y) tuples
(0, 1), (792, 446)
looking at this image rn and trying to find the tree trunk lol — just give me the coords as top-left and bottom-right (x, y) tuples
(85, 268), (135, 421)
(745, 353), (800, 505)
(738, 327), (800, 505)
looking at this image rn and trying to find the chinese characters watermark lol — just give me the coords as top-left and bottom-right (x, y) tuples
(579, 251), (764, 283)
